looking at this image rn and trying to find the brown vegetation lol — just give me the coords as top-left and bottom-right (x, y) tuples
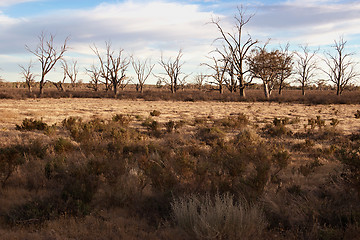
(0, 97), (360, 239)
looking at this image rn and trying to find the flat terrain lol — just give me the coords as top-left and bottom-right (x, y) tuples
(1, 98), (359, 134)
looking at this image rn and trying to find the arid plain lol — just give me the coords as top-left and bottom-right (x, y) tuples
(1, 98), (360, 239)
(1, 98), (359, 133)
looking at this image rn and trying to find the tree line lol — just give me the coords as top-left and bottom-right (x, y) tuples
(11, 6), (360, 98)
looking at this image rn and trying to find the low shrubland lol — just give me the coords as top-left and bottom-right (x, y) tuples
(0, 111), (359, 239)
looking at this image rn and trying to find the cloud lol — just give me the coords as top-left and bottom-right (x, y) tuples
(0, 0), (39, 7)
(0, 1), (221, 82)
(249, 0), (360, 45)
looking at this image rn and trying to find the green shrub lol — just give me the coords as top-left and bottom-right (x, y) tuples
(171, 193), (266, 240)
(16, 118), (48, 131)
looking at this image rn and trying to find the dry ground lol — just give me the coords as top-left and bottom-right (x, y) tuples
(1, 98), (359, 133)
(1, 98), (360, 239)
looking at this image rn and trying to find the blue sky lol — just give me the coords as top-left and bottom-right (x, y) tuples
(0, 0), (359, 83)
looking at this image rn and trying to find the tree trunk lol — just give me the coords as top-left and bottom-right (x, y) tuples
(278, 85), (283, 95)
(302, 84), (305, 96)
(263, 82), (270, 100)
(238, 76), (246, 98)
(336, 85), (340, 95)
(113, 83), (117, 97)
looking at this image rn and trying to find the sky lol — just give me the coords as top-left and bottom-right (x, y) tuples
(0, 0), (360, 84)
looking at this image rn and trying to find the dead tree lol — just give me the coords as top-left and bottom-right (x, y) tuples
(132, 57), (154, 93)
(62, 60), (78, 89)
(26, 32), (68, 95)
(225, 62), (237, 93)
(50, 68), (66, 92)
(277, 43), (293, 95)
(294, 45), (318, 96)
(86, 64), (101, 92)
(203, 56), (229, 94)
(211, 6), (258, 97)
(91, 43), (130, 96)
(323, 37), (359, 95)
(193, 73), (207, 91)
(157, 50), (189, 93)
(19, 62), (36, 93)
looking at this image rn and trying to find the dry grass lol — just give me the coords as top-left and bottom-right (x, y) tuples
(0, 97), (360, 239)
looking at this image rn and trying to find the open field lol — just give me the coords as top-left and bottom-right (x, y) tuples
(0, 98), (360, 239)
(1, 98), (360, 132)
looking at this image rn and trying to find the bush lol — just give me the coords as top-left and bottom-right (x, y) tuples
(171, 193), (266, 240)
(16, 118), (48, 131)
(112, 114), (132, 126)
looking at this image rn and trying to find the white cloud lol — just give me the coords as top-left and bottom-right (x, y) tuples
(0, 0), (39, 7)
(249, 1), (360, 45)
(0, 1), (221, 82)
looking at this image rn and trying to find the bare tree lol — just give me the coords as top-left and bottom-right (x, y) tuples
(26, 32), (69, 95)
(91, 42), (130, 96)
(203, 56), (229, 94)
(86, 64), (101, 92)
(62, 60), (79, 89)
(157, 50), (189, 93)
(132, 57), (154, 93)
(294, 45), (318, 96)
(193, 73), (207, 91)
(19, 62), (36, 93)
(50, 68), (67, 92)
(277, 43), (294, 95)
(224, 62), (237, 93)
(211, 6), (258, 97)
(323, 37), (359, 95)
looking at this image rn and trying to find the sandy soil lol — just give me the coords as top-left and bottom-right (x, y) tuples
(0, 98), (359, 134)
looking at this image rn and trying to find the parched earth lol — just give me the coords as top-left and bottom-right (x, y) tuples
(0, 98), (359, 134)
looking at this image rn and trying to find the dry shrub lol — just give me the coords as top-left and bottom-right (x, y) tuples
(171, 193), (266, 240)
(264, 117), (292, 137)
(15, 118), (48, 131)
(214, 113), (249, 129)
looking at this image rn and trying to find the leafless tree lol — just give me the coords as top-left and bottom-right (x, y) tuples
(86, 64), (101, 92)
(294, 45), (318, 96)
(26, 32), (69, 95)
(62, 60), (78, 89)
(211, 6), (258, 97)
(323, 37), (359, 95)
(19, 62), (36, 93)
(203, 56), (229, 94)
(277, 43), (294, 95)
(91, 42), (130, 96)
(157, 50), (189, 93)
(50, 67), (67, 92)
(224, 62), (237, 93)
(193, 73), (207, 91)
(132, 57), (154, 93)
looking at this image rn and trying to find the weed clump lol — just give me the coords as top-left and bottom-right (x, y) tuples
(171, 193), (266, 240)
(16, 118), (48, 131)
